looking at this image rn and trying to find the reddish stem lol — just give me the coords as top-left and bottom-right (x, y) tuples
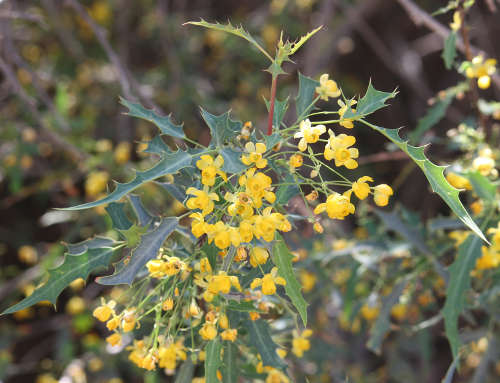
(267, 75), (278, 136)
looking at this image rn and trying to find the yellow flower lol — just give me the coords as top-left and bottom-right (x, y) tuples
(305, 190), (318, 201)
(158, 339), (187, 370)
(294, 119), (326, 152)
(235, 246), (248, 262)
(472, 156), (495, 176)
(106, 332), (122, 347)
(249, 247), (269, 267)
(225, 192), (254, 218)
(239, 168), (274, 208)
(221, 329), (238, 342)
(446, 172), (472, 190)
(391, 303), (407, 321)
(66, 296), (85, 315)
(323, 132), (358, 169)
(196, 154), (227, 186)
(476, 246), (500, 270)
(114, 141), (131, 164)
(18, 245), (38, 264)
(239, 220), (254, 243)
(207, 272), (241, 295)
(449, 11), (461, 31)
(199, 322), (217, 340)
(373, 184), (393, 206)
(465, 55), (497, 90)
(121, 309), (137, 332)
(313, 222), (323, 233)
(206, 221), (240, 249)
(250, 267), (286, 295)
(241, 142), (268, 168)
(266, 369), (290, 383)
(299, 270), (317, 293)
(470, 200), (483, 215)
(146, 259), (166, 278)
(93, 299), (116, 322)
(141, 353), (157, 370)
(292, 329), (312, 357)
(186, 186), (219, 216)
(337, 99), (357, 129)
(162, 298), (174, 311)
(289, 154), (303, 169)
(85, 171), (109, 197)
(252, 207), (290, 242)
(351, 176), (374, 199)
(189, 212), (208, 237)
(314, 191), (355, 220)
(360, 304), (379, 321)
(315, 73), (341, 101)
(449, 230), (469, 247)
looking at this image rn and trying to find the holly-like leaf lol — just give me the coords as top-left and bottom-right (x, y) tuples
(120, 98), (185, 139)
(157, 169), (198, 203)
(200, 108), (242, 148)
(360, 120), (487, 242)
(272, 235), (308, 326)
(343, 82), (397, 119)
(205, 337), (222, 383)
(222, 341), (238, 383)
(97, 218), (178, 285)
(220, 148), (247, 173)
(289, 26), (323, 55)
(295, 72), (319, 119)
(65, 236), (116, 255)
(118, 224), (148, 248)
(61, 150), (192, 210)
(2, 245), (118, 315)
(185, 20), (273, 62)
(442, 31), (457, 70)
(245, 319), (286, 370)
(276, 174), (300, 205)
(105, 202), (133, 230)
(142, 135), (171, 155)
(443, 232), (485, 358)
(128, 194), (154, 227)
(367, 279), (409, 354)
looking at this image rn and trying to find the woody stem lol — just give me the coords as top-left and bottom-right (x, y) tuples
(267, 75), (278, 136)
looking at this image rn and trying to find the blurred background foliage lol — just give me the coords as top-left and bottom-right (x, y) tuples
(1, 0), (500, 382)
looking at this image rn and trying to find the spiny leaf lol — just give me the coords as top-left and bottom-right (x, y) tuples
(343, 82), (397, 119)
(157, 169), (198, 203)
(360, 120), (487, 242)
(120, 97), (185, 139)
(2, 245), (118, 314)
(61, 150), (192, 210)
(65, 236), (116, 255)
(142, 135), (171, 155)
(128, 194), (154, 227)
(220, 147), (247, 173)
(200, 108), (242, 148)
(205, 337), (222, 383)
(245, 319), (286, 370)
(97, 218), (178, 285)
(442, 31), (457, 70)
(296, 72), (319, 119)
(222, 341), (238, 383)
(443, 230), (486, 358)
(185, 19), (273, 62)
(105, 202), (133, 230)
(367, 278), (409, 354)
(289, 26), (323, 55)
(118, 224), (148, 248)
(272, 234), (308, 325)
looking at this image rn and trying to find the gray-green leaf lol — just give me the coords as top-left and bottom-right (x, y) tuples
(245, 319), (286, 370)
(343, 82), (397, 119)
(442, 31), (457, 70)
(295, 72), (319, 119)
(200, 108), (242, 148)
(205, 338), (222, 383)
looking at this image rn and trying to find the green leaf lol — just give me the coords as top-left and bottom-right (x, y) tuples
(245, 319), (286, 370)
(264, 133), (282, 150)
(272, 235), (308, 326)
(65, 236), (116, 255)
(97, 218), (178, 285)
(465, 171), (497, 203)
(276, 174), (300, 205)
(105, 202), (133, 230)
(360, 120), (487, 242)
(118, 224), (148, 248)
(202, 242), (219, 271)
(128, 194), (154, 227)
(343, 81), (397, 119)
(157, 169), (197, 203)
(295, 72), (319, 119)
(289, 26), (323, 55)
(227, 300), (258, 313)
(443, 231), (485, 358)
(265, 97), (289, 131)
(222, 342), (238, 383)
(185, 20), (273, 62)
(142, 135), (171, 155)
(62, 150), (192, 210)
(367, 278), (409, 354)
(174, 358), (195, 383)
(2, 246), (118, 314)
(442, 31), (457, 70)
(220, 148), (247, 173)
(205, 337), (222, 383)
(200, 108), (242, 148)
(410, 82), (469, 142)
(120, 98), (185, 139)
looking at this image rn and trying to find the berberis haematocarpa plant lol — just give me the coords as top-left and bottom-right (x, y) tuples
(1, 20), (487, 382)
